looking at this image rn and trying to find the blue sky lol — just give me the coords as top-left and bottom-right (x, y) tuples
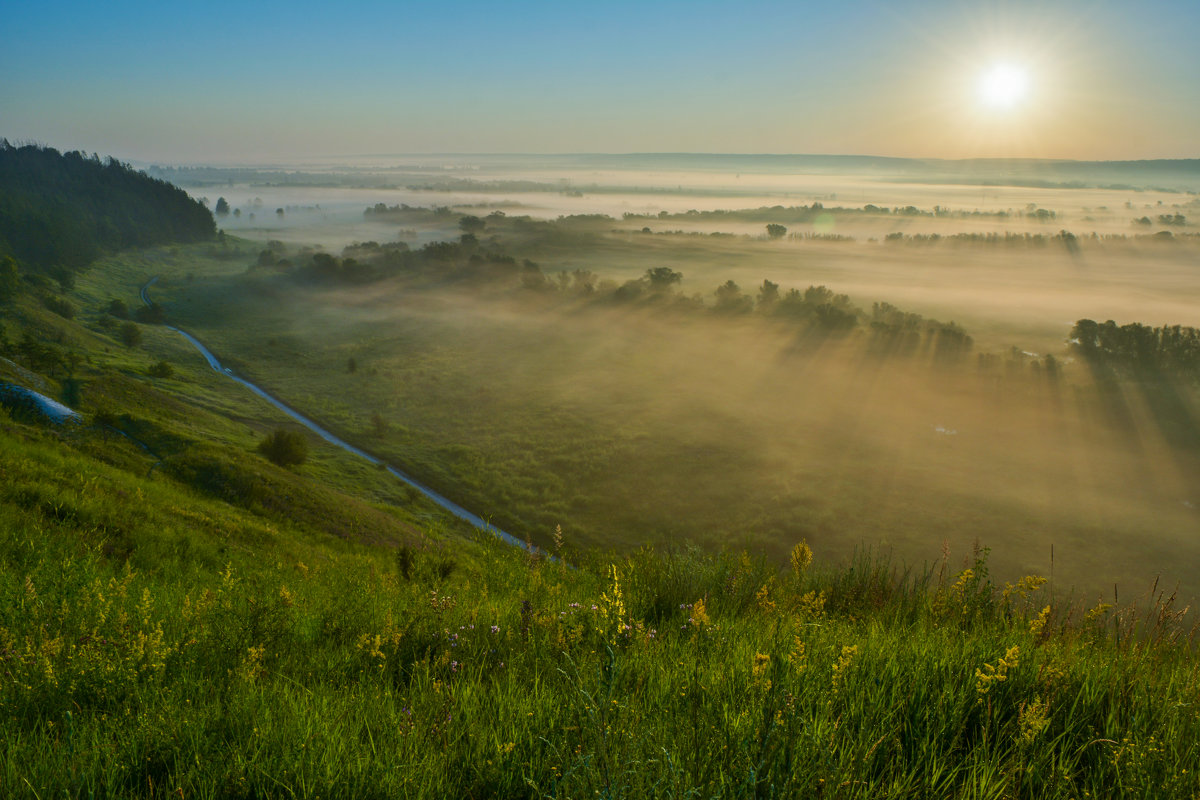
(3, 0), (1197, 163)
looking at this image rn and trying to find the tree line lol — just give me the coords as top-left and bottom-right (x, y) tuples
(0, 142), (215, 288)
(1070, 319), (1200, 372)
(269, 215), (975, 363)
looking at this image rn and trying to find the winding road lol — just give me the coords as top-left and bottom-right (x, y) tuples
(141, 278), (531, 552)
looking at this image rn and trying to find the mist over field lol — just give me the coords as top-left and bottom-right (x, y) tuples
(8, 1), (1200, 791)
(141, 155), (1200, 604)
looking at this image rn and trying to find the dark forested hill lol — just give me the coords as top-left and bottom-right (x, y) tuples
(0, 141), (215, 285)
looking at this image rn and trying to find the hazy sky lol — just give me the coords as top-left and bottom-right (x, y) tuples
(3, 0), (1197, 164)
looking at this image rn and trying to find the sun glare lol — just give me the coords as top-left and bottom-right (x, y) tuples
(978, 63), (1029, 110)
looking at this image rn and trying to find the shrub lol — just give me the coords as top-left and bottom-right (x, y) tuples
(118, 321), (142, 348)
(106, 298), (130, 319)
(257, 428), (309, 467)
(42, 294), (75, 319)
(134, 303), (165, 324)
(147, 361), (173, 379)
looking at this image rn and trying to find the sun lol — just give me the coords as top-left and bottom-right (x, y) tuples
(978, 63), (1029, 110)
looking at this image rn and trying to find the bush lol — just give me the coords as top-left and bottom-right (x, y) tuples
(147, 361), (173, 379)
(256, 428), (309, 467)
(106, 299), (130, 319)
(134, 303), (165, 324)
(118, 321), (142, 348)
(42, 294), (75, 319)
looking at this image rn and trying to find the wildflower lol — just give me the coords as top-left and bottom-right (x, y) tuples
(755, 584), (775, 614)
(1029, 605), (1051, 636)
(752, 652), (771, 678)
(236, 645), (267, 683)
(796, 590), (826, 621)
(599, 565), (628, 643)
(950, 569), (976, 599)
(831, 645), (858, 691)
(975, 645), (1020, 695)
(1018, 696), (1051, 744)
(692, 598), (710, 626)
(491, 625), (500, 634)
(790, 541), (813, 575)
(789, 637), (807, 670)
(1084, 601), (1113, 624)
(1002, 574), (1047, 602)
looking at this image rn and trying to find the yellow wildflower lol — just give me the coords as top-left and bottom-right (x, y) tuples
(975, 645), (1020, 695)
(790, 541), (813, 575)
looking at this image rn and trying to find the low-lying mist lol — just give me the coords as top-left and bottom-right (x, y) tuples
(163, 245), (1200, 606)
(153, 160), (1200, 604)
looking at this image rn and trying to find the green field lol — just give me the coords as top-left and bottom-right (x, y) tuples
(105, 218), (1200, 607)
(2, 398), (1199, 798)
(4, 177), (1200, 795)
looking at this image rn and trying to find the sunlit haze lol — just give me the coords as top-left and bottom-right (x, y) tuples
(2, 0), (1197, 163)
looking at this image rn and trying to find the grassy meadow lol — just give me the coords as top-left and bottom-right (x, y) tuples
(119, 205), (1200, 606)
(3, 408), (1200, 797)
(3, 166), (1200, 796)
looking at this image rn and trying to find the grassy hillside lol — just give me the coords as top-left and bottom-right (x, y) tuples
(1, 241), (1198, 797)
(2, 412), (1199, 797)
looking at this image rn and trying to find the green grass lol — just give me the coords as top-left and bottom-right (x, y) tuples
(3, 251), (1200, 797)
(1, 423), (1198, 797)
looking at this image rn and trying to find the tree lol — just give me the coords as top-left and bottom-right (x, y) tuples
(644, 267), (683, 290)
(714, 280), (753, 313)
(0, 255), (18, 304)
(459, 215), (485, 233)
(214, 197), (230, 216)
(118, 321), (142, 348)
(766, 223), (788, 239)
(757, 279), (780, 310)
(257, 428), (309, 467)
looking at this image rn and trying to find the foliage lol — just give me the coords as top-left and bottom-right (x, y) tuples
(1070, 318), (1200, 372)
(256, 427), (309, 467)
(40, 293), (75, 319)
(0, 254), (18, 304)
(105, 298), (129, 319)
(1, 440), (1198, 799)
(118, 321), (142, 348)
(1, 243), (1199, 796)
(147, 360), (173, 379)
(0, 142), (215, 284)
